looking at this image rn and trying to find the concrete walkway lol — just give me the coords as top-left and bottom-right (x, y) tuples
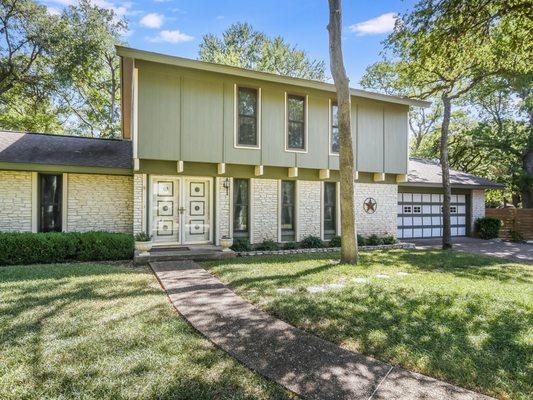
(410, 237), (533, 264)
(151, 260), (494, 400)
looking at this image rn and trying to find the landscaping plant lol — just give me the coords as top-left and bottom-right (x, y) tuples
(299, 235), (324, 249)
(475, 217), (502, 239)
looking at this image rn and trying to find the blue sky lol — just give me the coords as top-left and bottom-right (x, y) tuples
(42, 0), (417, 86)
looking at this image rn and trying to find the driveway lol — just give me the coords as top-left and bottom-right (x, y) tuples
(409, 237), (533, 264)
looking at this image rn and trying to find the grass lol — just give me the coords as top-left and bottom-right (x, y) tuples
(205, 250), (533, 400)
(0, 262), (292, 400)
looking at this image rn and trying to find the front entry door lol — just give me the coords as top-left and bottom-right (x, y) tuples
(151, 176), (211, 244)
(152, 177), (180, 243)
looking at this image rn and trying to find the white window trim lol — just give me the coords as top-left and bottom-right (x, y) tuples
(329, 98), (339, 156)
(31, 172), (38, 233)
(62, 173), (68, 232)
(320, 182), (325, 240)
(278, 180), (298, 242)
(336, 182), (341, 235)
(234, 84), (262, 149)
(284, 92), (308, 153)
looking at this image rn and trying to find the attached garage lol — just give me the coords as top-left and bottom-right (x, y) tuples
(399, 158), (503, 239)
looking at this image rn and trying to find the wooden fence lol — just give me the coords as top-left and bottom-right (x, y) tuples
(485, 208), (533, 240)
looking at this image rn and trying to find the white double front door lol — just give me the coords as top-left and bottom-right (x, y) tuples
(150, 176), (212, 244)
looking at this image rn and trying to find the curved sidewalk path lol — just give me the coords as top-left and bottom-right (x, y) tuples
(151, 260), (493, 400)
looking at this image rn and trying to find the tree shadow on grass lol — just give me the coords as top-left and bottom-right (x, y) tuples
(266, 285), (532, 399)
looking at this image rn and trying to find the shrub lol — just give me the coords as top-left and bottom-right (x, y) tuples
(283, 241), (299, 250)
(328, 235), (341, 247)
(299, 235), (324, 249)
(255, 240), (280, 251)
(381, 235), (396, 245)
(230, 238), (252, 252)
(475, 217), (501, 239)
(509, 230), (524, 243)
(134, 232), (152, 242)
(357, 234), (366, 246)
(366, 234), (382, 246)
(0, 231), (134, 266)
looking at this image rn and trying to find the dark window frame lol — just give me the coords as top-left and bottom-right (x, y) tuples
(286, 94), (306, 151)
(232, 178), (250, 239)
(323, 182), (337, 240)
(236, 86), (259, 148)
(38, 173), (63, 233)
(280, 180), (296, 242)
(330, 101), (339, 154)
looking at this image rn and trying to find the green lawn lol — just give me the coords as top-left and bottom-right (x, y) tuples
(205, 250), (533, 400)
(0, 263), (291, 400)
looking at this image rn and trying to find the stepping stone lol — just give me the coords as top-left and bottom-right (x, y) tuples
(276, 287), (296, 294)
(396, 272), (409, 276)
(306, 283), (345, 293)
(352, 277), (369, 284)
(376, 274), (390, 279)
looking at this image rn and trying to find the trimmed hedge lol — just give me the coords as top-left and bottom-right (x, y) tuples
(0, 231), (134, 266)
(475, 217), (501, 240)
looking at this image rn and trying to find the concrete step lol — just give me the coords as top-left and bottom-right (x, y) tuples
(135, 248), (235, 266)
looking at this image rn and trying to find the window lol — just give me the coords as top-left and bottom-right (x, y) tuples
(403, 205), (412, 214)
(450, 206), (457, 213)
(287, 94), (305, 150)
(237, 87), (258, 147)
(39, 174), (62, 232)
(413, 206), (422, 214)
(281, 181), (296, 241)
(330, 102), (339, 154)
(323, 182), (337, 239)
(233, 179), (249, 238)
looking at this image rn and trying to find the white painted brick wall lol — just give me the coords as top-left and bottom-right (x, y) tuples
(297, 180), (321, 239)
(67, 174), (133, 233)
(251, 178), (278, 243)
(0, 170), (32, 232)
(217, 177), (231, 242)
(354, 182), (398, 237)
(471, 189), (485, 233)
(133, 174), (146, 235)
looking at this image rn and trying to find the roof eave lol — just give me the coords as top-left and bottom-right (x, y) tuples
(116, 45), (430, 108)
(401, 182), (504, 190)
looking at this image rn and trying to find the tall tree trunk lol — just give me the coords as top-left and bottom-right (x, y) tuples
(521, 116), (533, 208)
(327, 0), (358, 264)
(440, 94), (452, 249)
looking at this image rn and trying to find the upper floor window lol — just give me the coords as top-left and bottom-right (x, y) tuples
(237, 87), (258, 147)
(330, 102), (339, 154)
(287, 94), (306, 151)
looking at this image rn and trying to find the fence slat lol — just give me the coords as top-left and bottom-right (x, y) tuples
(485, 209), (533, 240)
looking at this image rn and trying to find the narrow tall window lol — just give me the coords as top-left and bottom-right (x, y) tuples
(237, 87), (258, 146)
(330, 102), (339, 154)
(281, 181), (296, 241)
(287, 95), (305, 150)
(323, 182), (337, 239)
(233, 179), (249, 238)
(39, 174), (62, 232)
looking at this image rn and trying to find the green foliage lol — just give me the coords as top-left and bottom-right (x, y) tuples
(283, 242), (299, 250)
(381, 235), (397, 245)
(475, 217), (502, 240)
(0, 232), (133, 265)
(509, 230), (524, 243)
(134, 232), (152, 242)
(255, 240), (280, 251)
(357, 234), (366, 246)
(366, 234), (383, 246)
(328, 235), (341, 248)
(299, 235), (324, 249)
(199, 22), (326, 81)
(230, 238), (252, 252)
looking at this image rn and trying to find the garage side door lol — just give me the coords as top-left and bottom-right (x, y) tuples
(397, 193), (467, 239)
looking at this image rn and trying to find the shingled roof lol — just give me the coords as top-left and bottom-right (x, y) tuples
(407, 158), (502, 189)
(0, 131), (132, 170)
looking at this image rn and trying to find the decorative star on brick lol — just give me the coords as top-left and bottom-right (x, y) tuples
(363, 197), (377, 214)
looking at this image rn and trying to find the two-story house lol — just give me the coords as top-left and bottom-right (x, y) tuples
(0, 46), (500, 245)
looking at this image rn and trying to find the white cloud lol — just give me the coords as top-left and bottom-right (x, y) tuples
(47, 6), (62, 15)
(140, 12), (164, 28)
(349, 13), (398, 36)
(148, 29), (194, 43)
(216, 15), (224, 20)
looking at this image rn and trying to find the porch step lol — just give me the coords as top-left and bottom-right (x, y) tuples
(134, 246), (235, 266)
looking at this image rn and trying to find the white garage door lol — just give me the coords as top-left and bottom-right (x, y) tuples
(397, 193), (467, 239)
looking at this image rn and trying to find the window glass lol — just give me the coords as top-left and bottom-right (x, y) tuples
(39, 174), (62, 232)
(323, 182), (337, 239)
(233, 179), (249, 238)
(331, 102), (339, 153)
(287, 95), (305, 150)
(281, 181), (295, 241)
(238, 87), (258, 146)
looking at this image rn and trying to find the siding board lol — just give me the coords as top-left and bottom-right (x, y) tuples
(384, 105), (409, 173)
(356, 101), (384, 173)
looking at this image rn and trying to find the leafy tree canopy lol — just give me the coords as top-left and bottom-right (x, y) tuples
(198, 22), (326, 81)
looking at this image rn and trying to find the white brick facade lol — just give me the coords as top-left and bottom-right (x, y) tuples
(0, 170), (33, 232)
(471, 189), (485, 232)
(66, 174), (133, 233)
(251, 178), (278, 243)
(297, 180), (321, 240)
(354, 182), (398, 237)
(133, 174), (146, 235)
(217, 177), (231, 243)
